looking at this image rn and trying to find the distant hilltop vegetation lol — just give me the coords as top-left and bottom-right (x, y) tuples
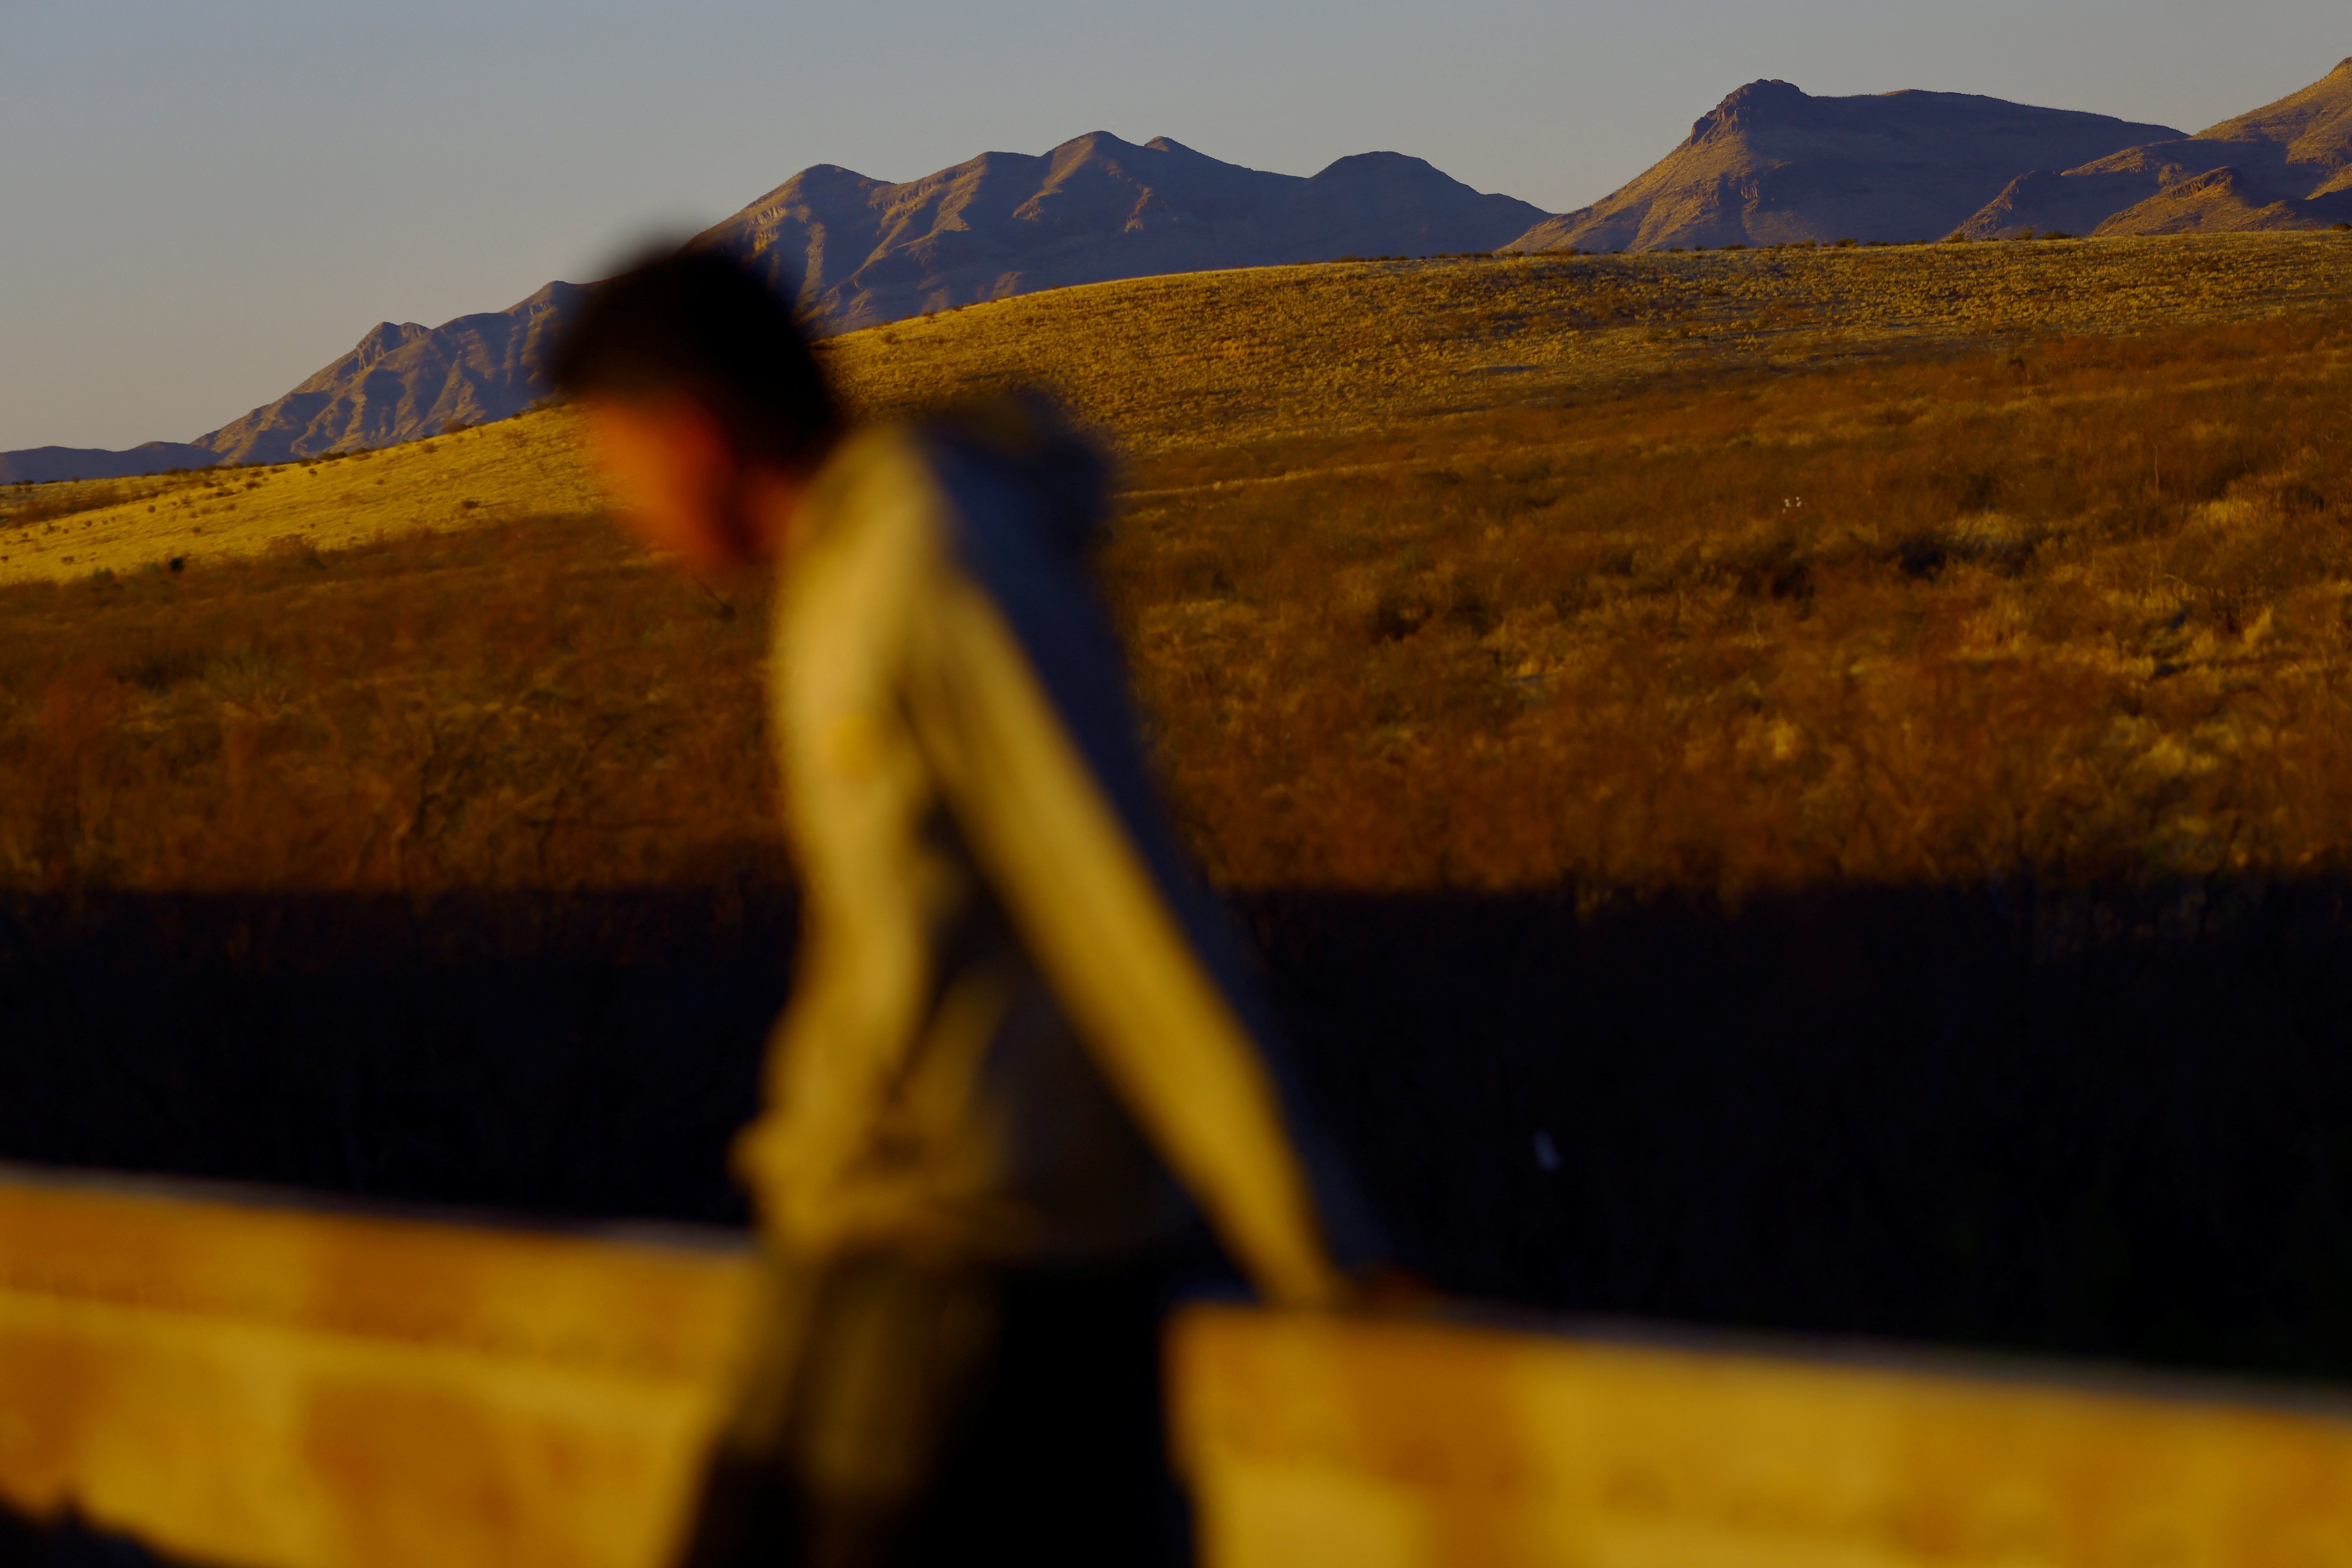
(11, 57), (2352, 481)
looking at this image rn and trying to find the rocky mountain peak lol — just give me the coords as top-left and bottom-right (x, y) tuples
(699, 131), (1543, 332)
(1692, 79), (1808, 142)
(1512, 81), (2179, 253)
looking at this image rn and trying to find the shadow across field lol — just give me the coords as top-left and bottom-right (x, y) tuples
(0, 884), (794, 1228)
(0, 1502), (198, 1567)
(1251, 880), (2352, 1381)
(8, 878), (2352, 1383)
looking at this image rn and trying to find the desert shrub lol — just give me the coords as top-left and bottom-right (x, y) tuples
(1, 481), (136, 529)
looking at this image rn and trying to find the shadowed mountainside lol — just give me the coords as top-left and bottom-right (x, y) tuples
(1505, 81), (2179, 252)
(192, 281), (588, 466)
(0, 443), (220, 487)
(1956, 58), (2352, 239)
(6, 134), (1541, 481)
(1, 284), (588, 481)
(696, 130), (1546, 333)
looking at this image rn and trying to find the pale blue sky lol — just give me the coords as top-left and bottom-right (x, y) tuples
(1, 0), (2342, 451)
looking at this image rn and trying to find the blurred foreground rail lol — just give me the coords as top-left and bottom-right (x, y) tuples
(7, 1170), (2352, 1568)
(0, 1168), (752, 1568)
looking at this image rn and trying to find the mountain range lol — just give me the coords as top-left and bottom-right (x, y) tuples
(1514, 58), (2352, 253)
(696, 131), (1545, 334)
(1504, 83), (2183, 251)
(10, 58), (2349, 482)
(0, 134), (1540, 480)
(1954, 57), (2352, 238)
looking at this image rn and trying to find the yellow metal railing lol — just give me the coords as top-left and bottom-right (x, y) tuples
(7, 1169), (2352, 1568)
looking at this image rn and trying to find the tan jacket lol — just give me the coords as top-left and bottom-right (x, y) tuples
(733, 411), (1364, 1308)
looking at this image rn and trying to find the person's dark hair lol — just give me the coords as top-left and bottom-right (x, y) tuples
(553, 247), (840, 467)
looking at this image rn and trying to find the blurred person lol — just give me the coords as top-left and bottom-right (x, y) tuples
(553, 250), (1379, 1568)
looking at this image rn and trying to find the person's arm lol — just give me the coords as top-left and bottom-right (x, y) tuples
(906, 560), (1352, 1309)
(731, 484), (938, 1257)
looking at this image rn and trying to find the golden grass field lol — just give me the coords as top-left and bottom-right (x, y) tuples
(10, 233), (2352, 585)
(6, 233), (2352, 893)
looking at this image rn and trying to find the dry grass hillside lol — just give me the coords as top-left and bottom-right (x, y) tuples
(1117, 314), (2352, 889)
(0, 426), (600, 581)
(11, 233), (2351, 588)
(7, 234), (2352, 893)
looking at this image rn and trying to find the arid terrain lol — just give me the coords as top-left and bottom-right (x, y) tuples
(5, 233), (2352, 895)
(13, 233), (2352, 1387)
(14, 232), (2352, 573)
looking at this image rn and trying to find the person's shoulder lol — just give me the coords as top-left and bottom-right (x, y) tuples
(909, 395), (1110, 559)
(807, 421), (934, 509)
(797, 396), (1109, 583)
(787, 423), (950, 571)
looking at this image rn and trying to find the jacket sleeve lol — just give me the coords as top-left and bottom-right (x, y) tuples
(905, 554), (1352, 1309)
(733, 474), (941, 1258)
